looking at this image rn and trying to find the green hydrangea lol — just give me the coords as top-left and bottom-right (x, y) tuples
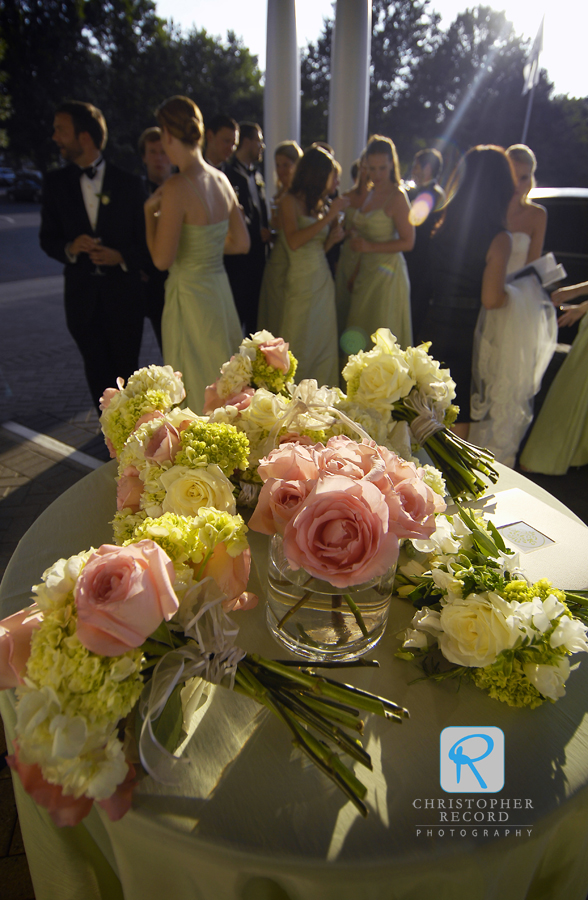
(174, 421), (250, 475)
(471, 660), (545, 708)
(251, 349), (297, 393)
(102, 389), (173, 452)
(502, 578), (566, 606)
(111, 510), (148, 545)
(125, 512), (205, 564)
(25, 608), (144, 731)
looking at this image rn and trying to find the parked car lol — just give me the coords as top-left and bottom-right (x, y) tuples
(0, 166), (16, 186)
(529, 187), (588, 344)
(6, 172), (42, 203)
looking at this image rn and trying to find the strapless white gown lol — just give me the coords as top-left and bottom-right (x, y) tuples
(470, 233), (557, 466)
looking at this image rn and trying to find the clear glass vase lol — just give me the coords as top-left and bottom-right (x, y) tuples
(266, 534), (396, 661)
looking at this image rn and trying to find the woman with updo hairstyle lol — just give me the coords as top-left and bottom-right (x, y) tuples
(269, 140), (303, 232)
(419, 145), (515, 440)
(344, 135), (414, 353)
(505, 144), (547, 268)
(257, 145), (349, 385)
(145, 95), (249, 411)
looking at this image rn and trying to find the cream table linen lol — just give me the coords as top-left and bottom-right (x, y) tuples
(2, 462), (588, 900)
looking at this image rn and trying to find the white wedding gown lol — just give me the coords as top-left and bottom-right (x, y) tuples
(470, 233), (557, 466)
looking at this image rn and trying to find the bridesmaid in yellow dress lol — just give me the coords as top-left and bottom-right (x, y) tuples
(258, 146), (348, 385)
(345, 135), (414, 350)
(144, 96), (249, 412)
(335, 152), (370, 342)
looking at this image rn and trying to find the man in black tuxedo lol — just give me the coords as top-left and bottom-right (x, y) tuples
(405, 148), (446, 338)
(224, 122), (271, 336)
(40, 100), (146, 410)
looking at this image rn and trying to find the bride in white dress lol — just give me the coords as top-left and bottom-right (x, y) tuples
(470, 145), (557, 466)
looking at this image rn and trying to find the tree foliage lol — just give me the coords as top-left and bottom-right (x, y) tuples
(0, 0), (263, 171)
(299, 1), (588, 186)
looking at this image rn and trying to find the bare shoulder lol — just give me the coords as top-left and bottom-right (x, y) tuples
(388, 184), (410, 214)
(527, 200), (547, 222)
(161, 172), (185, 197)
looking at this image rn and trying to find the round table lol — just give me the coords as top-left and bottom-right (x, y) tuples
(2, 462), (588, 900)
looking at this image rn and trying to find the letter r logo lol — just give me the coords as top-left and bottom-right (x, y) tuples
(440, 727), (504, 792)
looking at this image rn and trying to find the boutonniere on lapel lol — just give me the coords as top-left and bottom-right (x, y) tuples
(255, 174), (265, 190)
(95, 190), (111, 206)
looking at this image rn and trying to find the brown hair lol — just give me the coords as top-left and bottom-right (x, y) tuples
(289, 146), (336, 215)
(156, 96), (203, 148)
(365, 135), (401, 185)
(138, 126), (162, 157)
(55, 101), (107, 151)
(274, 140), (303, 165)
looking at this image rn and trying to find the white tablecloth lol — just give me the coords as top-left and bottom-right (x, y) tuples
(2, 462), (588, 900)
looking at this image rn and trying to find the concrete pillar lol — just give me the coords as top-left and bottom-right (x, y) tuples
(328, 0), (372, 191)
(264, 0), (300, 199)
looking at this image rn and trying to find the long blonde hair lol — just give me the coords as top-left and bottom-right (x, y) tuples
(506, 144), (537, 202)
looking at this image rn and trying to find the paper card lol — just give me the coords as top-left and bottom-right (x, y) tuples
(477, 488), (588, 591)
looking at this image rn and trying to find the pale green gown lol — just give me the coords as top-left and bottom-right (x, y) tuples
(519, 312), (588, 475)
(258, 216), (339, 386)
(335, 206), (361, 340)
(162, 219), (243, 414)
(346, 207), (412, 349)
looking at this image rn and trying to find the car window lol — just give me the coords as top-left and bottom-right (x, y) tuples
(540, 198), (588, 257)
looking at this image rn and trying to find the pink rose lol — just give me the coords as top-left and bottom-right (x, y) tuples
(202, 543), (257, 611)
(0, 605), (43, 689)
(144, 423), (181, 466)
(133, 411), (166, 432)
(105, 436), (117, 459)
(116, 466), (144, 513)
(99, 387), (119, 411)
(283, 475), (399, 587)
(319, 436), (385, 481)
(75, 541), (179, 656)
(7, 743), (135, 827)
(278, 432), (316, 447)
(259, 337), (290, 373)
(249, 478), (312, 535)
(384, 479), (441, 540)
(258, 443), (320, 483)
(203, 382), (254, 413)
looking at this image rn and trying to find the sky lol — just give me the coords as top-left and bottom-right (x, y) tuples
(155, 0), (588, 99)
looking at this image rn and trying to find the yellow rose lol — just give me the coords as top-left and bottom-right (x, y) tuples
(159, 465), (236, 517)
(438, 593), (520, 668)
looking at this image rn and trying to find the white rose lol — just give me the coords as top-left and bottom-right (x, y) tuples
(371, 328), (401, 354)
(523, 659), (570, 701)
(550, 616), (588, 654)
(412, 607), (443, 636)
(160, 465), (236, 517)
(166, 407), (205, 429)
(348, 350), (416, 412)
(438, 594), (521, 667)
(245, 389), (289, 431)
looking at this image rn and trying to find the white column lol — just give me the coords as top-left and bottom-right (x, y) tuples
(264, 0), (300, 197)
(328, 0), (372, 191)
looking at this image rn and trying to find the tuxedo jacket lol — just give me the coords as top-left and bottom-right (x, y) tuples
(223, 158), (269, 262)
(40, 161), (147, 286)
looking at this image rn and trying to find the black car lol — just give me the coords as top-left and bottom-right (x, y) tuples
(6, 172), (42, 203)
(529, 187), (588, 343)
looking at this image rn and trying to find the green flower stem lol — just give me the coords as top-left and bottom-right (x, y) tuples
(298, 696), (364, 732)
(276, 589), (313, 630)
(343, 592), (369, 637)
(274, 688), (372, 769)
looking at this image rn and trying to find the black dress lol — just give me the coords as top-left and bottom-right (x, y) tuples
(418, 224), (503, 422)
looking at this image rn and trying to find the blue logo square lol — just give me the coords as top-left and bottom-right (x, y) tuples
(440, 727), (504, 793)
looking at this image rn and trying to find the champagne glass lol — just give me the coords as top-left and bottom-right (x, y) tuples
(91, 236), (106, 276)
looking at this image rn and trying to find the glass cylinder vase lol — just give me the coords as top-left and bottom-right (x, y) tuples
(266, 534), (396, 662)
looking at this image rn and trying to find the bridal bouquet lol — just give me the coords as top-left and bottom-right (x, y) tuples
(395, 510), (588, 706)
(205, 329), (499, 501)
(0, 536), (408, 825)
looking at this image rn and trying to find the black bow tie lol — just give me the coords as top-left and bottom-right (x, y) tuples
(79, 160), (102, 179)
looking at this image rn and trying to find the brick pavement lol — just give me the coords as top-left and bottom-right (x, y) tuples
(0, 274), (162, 899)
